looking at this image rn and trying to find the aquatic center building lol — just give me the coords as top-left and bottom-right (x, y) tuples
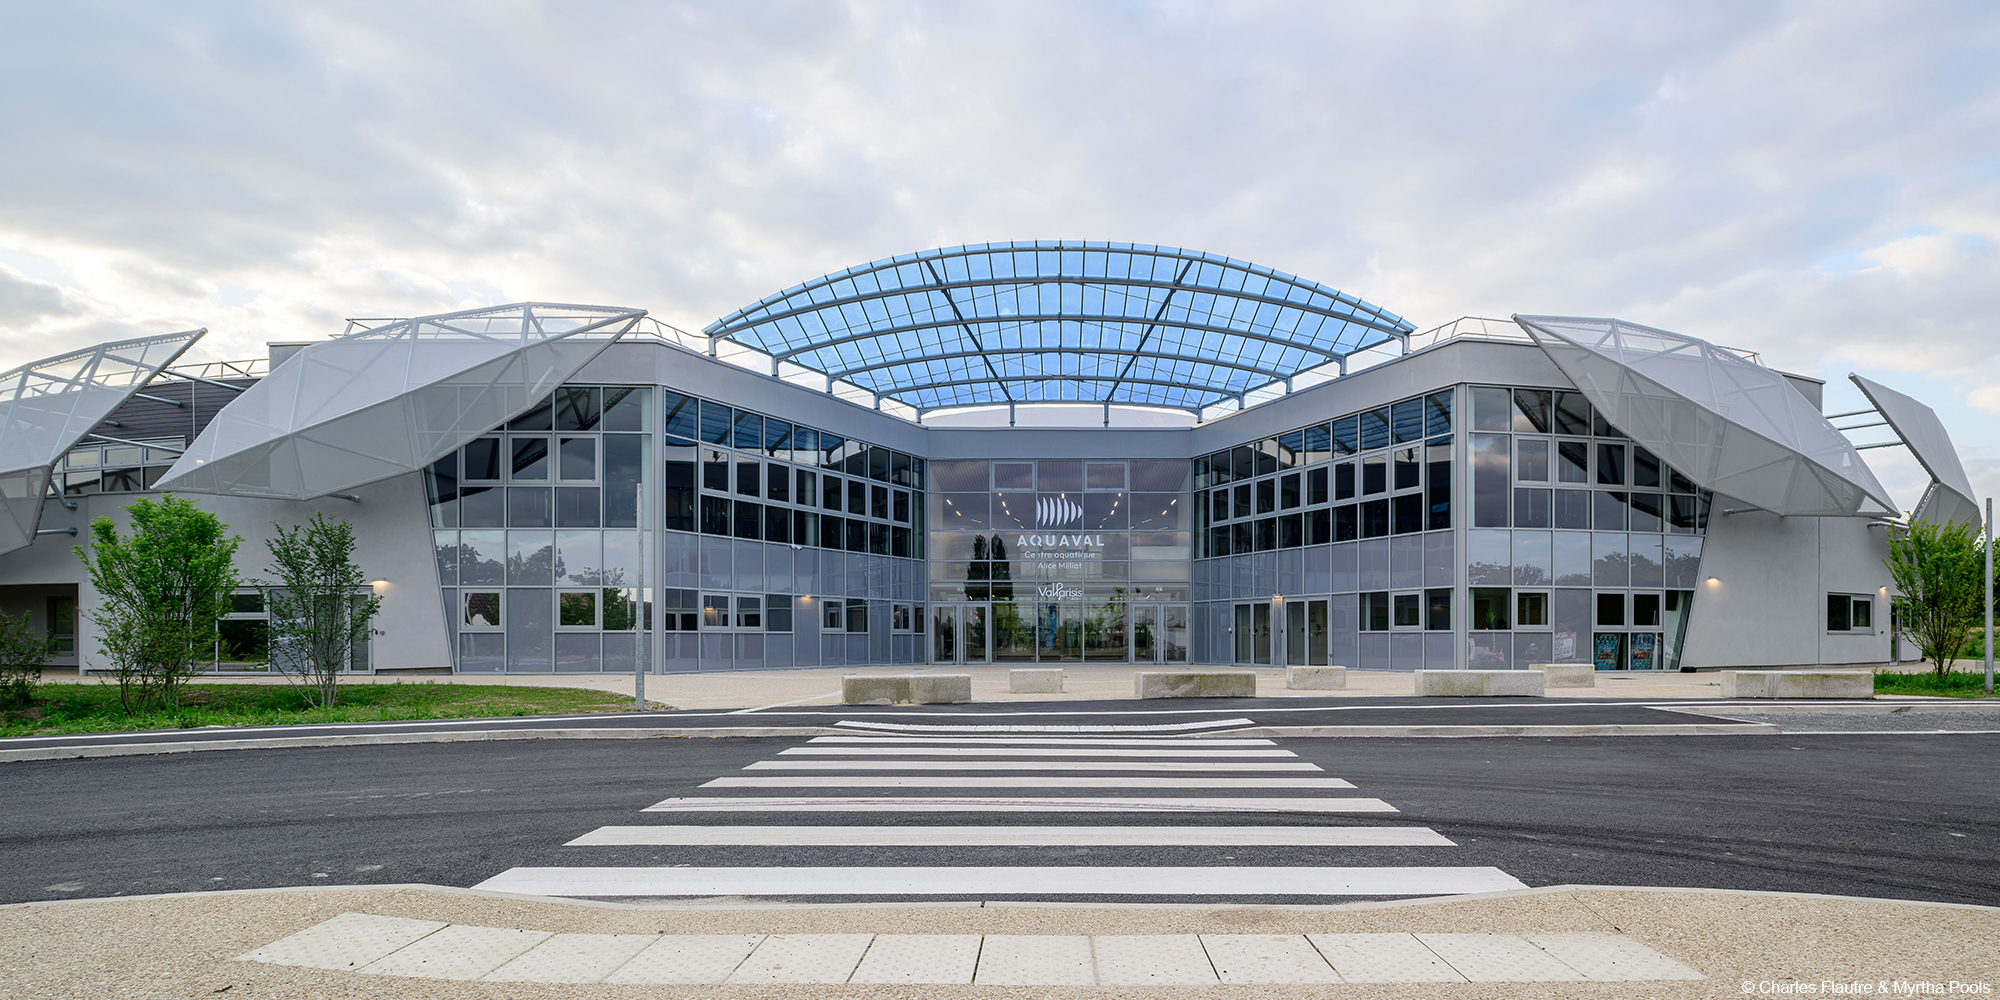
(0, 242), (1977, 675)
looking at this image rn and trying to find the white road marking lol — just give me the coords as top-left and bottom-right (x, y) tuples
(643, 796), (1397, 813)
(472, 866), (1529, 897)
(808, 735), (1278, 746)
(833, 718), (1255, 733)
(778, 746), (1298, 758)
(741, 760), (1323, 772)
(567, 825), (1453, 846)
(702, 776), (1357, 789)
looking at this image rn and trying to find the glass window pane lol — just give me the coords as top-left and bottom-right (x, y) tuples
(1425, 391), (1454, 437)
(1597, 444), (1626, 485)
(1471, 387), (1511, 432)
(1359, 409), (1391, 450)
(1471, 587), (1511, 629)
(1553, 392), (1591, 435)
(555, 386), (600, 431)
(1472, 434), (1510, 527)
(559, 590), (597, 627)
(558, 438), (595, 481)
(1558, 441), (1589, 483)
(1391, 398), (1424, 443)
(510, 437), (549, 480)
(1517, 439), (1549, 481)
(1512, 389), (1552, 433)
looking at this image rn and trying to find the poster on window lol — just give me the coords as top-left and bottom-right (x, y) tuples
(1593, 632), (1624, 671)
(1630, 632), (1657, 670)
(1553, 631), (1577, 662)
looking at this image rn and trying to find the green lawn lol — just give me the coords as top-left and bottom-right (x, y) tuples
(0, 681), (667, 737)
(1873, 669), (1999, 698)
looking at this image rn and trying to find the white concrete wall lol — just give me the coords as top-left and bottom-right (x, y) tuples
(1678, 503), (1893, 669)
(0, 470), (450, 671)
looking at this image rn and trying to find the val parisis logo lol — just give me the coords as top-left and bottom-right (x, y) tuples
(1036, 495), (1082, 527)
(1036, 581), (1083, 600)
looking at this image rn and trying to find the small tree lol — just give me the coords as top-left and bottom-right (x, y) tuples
(0, 610), (51, 707)
(262, 513), (381, 709)
(1884, 518), (1986, 677)
(74, 496), (240, 713)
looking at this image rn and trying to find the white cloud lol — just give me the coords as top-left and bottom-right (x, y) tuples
(0, 0), (1994, 486)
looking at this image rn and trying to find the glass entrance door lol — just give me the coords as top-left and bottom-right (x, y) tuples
(1307, 599), (1329, 665)
(1162, 605), (1188, 663)
(1132, 605), (1157, 663)
(1234, 602), (1272, 665)
(932, 603), (990, 663)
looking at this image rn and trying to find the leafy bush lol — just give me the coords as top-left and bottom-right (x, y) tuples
(0, 610), (51, 707)
(74, 496), (241, 713)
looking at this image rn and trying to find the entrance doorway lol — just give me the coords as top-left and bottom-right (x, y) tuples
(1131, 604), (1191, 664)
(1233, 602), (1272, 665)
(1285, 599), (1329, 666)
(932, 604), (991, 664)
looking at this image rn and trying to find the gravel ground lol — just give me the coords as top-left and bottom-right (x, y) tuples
(1715, 712), (2000, 732)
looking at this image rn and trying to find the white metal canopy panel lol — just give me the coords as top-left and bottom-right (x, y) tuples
(0, 329), (205, 554)
(1849, 373), (1981, 526)
(157, 303), (643, 500)
(1515, 315), (1896, 517)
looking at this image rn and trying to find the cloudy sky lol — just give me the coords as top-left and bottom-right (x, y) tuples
(2, 1), (1996, 510)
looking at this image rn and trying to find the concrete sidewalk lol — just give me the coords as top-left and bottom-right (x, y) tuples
(46, 663), (1753, 712)
(4, 882), (1992, 997)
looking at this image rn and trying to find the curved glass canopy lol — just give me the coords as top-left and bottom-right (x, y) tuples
(706, 241), (1414, 414)
(159, 303), (643, 500)
(0, 329), (206, 554)
(1517, 315), (1896, 518)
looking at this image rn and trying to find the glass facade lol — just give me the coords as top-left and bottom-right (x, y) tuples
(425, 385), (931, 672)
(924, 458), (1191, 664)
(1189, 384), (1710, 670)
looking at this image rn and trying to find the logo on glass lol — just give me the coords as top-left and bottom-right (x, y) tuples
(1037, 495), (1082, 527)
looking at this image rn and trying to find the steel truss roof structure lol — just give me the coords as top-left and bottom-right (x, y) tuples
(0, 330), (205, 554)
(158, 303), (644, 500)
(705, 241), (1415, 415)
(1516, 314), (1897, 518)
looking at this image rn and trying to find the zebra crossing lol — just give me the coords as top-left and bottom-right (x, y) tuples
(473, 719), (1526, 901)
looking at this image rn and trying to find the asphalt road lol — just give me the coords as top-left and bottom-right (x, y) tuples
(0, 698), (1761, 752)
(2, 731), (1993, 908)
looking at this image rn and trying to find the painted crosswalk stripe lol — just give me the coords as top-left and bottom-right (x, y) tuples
(702, 776), (1359, 789)
(809, 736), (1280, 746)
(644, 796), (1398, 813)
(741, 760), (1323, 772)
(833, 718), (1254, 733)
(778, 747), (1299, 758)
(472, 866), (1529, 897)
(566, 825), (1454, 846)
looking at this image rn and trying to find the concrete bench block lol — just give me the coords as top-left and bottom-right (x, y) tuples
(1134, 670), (1258, 699)
(1010, 668), (1065, 693)
(1529, 662), (1596, 688)
(1415, 669), (1546, 697)
(909, 674), (972, 704)
(1721, 670), (1873, 699)
(841, 675), (911, 706)
(842, 674), (974, 705)
(1285, 665), (1347, 690)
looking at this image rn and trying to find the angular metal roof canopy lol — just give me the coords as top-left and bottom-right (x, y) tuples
(1849, 374), (1981, 526)
(1515, 315), (1896, 517)
(157, 303), (643, 500)
(706, 241), (1415, 414)
(0, 329), (206, 553)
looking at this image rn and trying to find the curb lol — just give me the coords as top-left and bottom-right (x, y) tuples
(0, 721), (1783, 762)
(0, 727), (848, 763)
(6, 880), (1994, 915)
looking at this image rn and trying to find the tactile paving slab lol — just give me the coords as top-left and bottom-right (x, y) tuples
(237, 912), (445, 971)
(847, 933), (981, 984)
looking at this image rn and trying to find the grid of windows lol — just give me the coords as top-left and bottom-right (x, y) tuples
(55, 439), (184, 496)
(1193, 390), (1453, 556)
(661, 390), (926, 560)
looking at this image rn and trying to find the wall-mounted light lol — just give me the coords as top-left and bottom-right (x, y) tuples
(1705, 576), (1720, 586)
(370, 579), (390, 591)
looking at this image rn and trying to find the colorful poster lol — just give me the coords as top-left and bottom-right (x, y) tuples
(1631, 632), (1657, 669)
(1593, 632), (1624, 671)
